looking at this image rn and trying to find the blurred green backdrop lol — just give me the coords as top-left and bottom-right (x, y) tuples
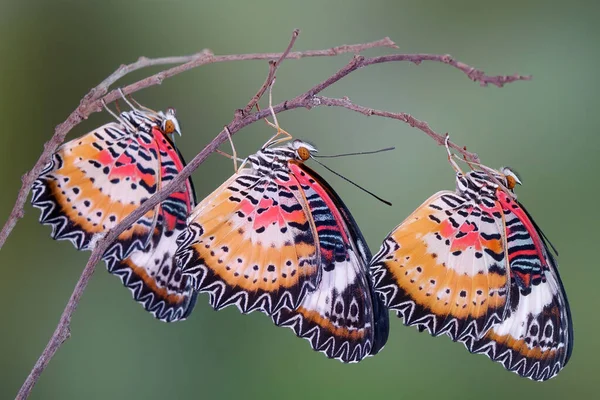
(1, 0), (598, 398)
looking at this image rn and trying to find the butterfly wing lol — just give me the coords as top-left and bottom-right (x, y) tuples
(32, 120), (161, 256)
(370, 190), (509, 342)
(110, 223), (197, 322)
(467, 191), (573, 381)
(105, 126), (197, 322)
(174, 168), (321, 315)
(272, 163), (389, 363)
(32, 119), (197, 322)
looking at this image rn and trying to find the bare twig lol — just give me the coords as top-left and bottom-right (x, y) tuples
(0, 36), (397, 252)
(243, 29), (300, 116)
(313, 96), (480, 162)
(14, 33), (530, 399)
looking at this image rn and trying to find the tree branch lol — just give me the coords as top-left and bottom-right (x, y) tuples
(0, 35), (397, 252)
(14, 33), (529, 399)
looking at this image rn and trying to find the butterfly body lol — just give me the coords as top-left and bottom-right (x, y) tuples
(32, 107), (197, 322)
(175, 139), (389, 362)
(371, 168), (572, 380)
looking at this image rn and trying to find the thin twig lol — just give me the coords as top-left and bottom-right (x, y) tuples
(14, 35), (529, 399)
(0, 36), (397, 251)
(313, 96), (480, 162)
(243, 29), (300, 116)
(369, 53), (531, 87)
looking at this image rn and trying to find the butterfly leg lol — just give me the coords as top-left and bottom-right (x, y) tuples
(457, 156), (503, 182)
(461, 146), (478, 171)
(214, 125), (245, 172)
(116, 88), (163, 116)
(116, 88), (149, 114)
(117, 88), (139, 111)
(262, 110), (292, 147)
(444, 135), (512, 193)
(101, 98), (136, 132)
(262, 78), (293, 147)
(114, 96), (122, 114)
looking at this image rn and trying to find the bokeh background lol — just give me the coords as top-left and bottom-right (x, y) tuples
(1, 0), (598, 399)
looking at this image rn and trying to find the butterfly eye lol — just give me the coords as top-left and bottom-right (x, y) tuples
(297, 147), (311, 161)
(500, 167), (522, 190)
(506, 175), (517, 190)
(163, 119), (176, 134)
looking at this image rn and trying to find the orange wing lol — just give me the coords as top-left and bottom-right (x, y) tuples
(32, 120), (161, 255)
(370, 190), (509, 342)
(174, 171), (321, 315)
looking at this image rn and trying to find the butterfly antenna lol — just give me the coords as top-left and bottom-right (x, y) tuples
(311, 157), (392, 206)
(314, 147), (395, 158)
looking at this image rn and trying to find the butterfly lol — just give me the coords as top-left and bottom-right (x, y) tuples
(31, 99), (198, 322)
(174, 138), (389, 362)
(370, 143), (573, 380)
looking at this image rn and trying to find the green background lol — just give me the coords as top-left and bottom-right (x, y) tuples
(1, 0), (597, 398)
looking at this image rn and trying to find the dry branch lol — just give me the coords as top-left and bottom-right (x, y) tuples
(0, 36), (397, 252)
(13, 31), (529, 400)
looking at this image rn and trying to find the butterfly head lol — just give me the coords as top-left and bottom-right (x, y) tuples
(161, 108), (182, 136)
(499, 166), (522, 190)
(478, 166), (523, 191)
(291, 139), (318, 161)
(248, 139), (318, 174)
